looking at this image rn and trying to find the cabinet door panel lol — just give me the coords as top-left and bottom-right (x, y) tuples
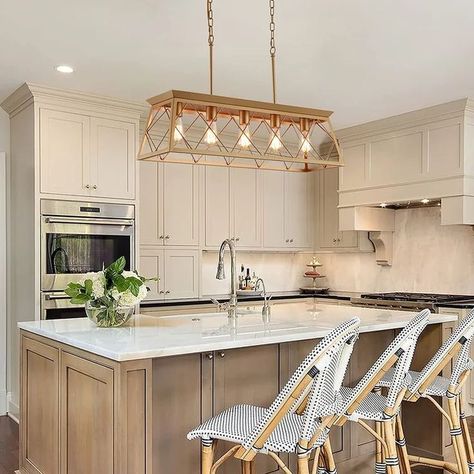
(285, 173), (312, 248)
(230, 168), (261, 248)
(139, 250), (164, 300)
(164, 249), (199, 299)
(318, 168), (358, 250)
(319, 168), (340, 249)
(90, 117), (135, 200)
(61, 352), (114, 474)
(163, 163), (199, 246)
(139, 162), (162, 245)
(153, 354), (202, 474)
(262, 171), (285, 248)
(40, 109), (90, 197)
(21, 336), (60, 474)
(204, 167), (230, 247)
(214, 345), (280, 474)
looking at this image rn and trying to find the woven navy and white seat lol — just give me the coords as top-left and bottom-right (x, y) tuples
(187, 317), (361, 474)
(376, 308), (474, 474)
(325, 309), (431, 474)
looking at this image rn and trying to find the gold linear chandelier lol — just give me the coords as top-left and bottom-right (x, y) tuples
(138, 0), (343, 172)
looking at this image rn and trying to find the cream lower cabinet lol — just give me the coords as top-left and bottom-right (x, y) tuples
(139, 162), (199, 247)
(139, 249), (199, 300)
(262, 170), (313, 250)
(315, 168), (372, 252)
(40, 108), (136, 200)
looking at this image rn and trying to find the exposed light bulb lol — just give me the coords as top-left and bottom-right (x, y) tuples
(301, 136), (312, 154)
(174, 116), (184, 143)
(269, 129), (282, 151)
(421, 198), (430, 204)
(380, 202), (387, 208)
(56, 65), (74, 73)
(238, 124), (251, 148)
(205, 121), (218, 145)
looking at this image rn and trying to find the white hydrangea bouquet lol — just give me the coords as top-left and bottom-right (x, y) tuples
(65, 257), (156, 327)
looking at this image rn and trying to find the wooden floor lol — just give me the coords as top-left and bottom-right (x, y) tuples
(0, 415), (473, 473)
(0, 417), (18, 474)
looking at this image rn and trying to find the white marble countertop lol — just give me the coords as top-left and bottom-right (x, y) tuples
(18, 301), (457, 362)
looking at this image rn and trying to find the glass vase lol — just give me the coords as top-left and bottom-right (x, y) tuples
(85, 300), (135, 328)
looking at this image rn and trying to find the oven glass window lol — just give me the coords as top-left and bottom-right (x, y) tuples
(46, 233), (131, 274)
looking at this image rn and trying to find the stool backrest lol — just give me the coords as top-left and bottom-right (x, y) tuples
(340, 309), (430, 419)
(409, 308), (474, 399)
(239, 317), (360, 455)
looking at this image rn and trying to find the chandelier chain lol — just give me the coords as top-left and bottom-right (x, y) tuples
(207, 0), (215, 94)
(269, 0), (277, 103)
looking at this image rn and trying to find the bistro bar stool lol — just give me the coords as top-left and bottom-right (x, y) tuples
(318, 309), (430, 474)
(377, 308), (474, 474)
(187, 317), (361, 474)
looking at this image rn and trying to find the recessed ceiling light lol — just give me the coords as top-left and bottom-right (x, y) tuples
(380, 203), (387, 208)
(56, 65), (74, 74)
(421, 199), (430, 204)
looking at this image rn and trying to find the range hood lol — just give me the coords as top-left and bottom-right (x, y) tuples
(334, 98), (474, 265)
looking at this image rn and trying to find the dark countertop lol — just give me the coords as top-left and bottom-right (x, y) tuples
(140, 290), (358, 308)
(437, 301), (474, 309)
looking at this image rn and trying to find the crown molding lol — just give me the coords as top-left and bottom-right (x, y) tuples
(1, 82), (148, 119)
(337, 98), (471, 142)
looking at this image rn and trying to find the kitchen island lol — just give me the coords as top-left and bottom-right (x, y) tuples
(18, 301), (457, 474)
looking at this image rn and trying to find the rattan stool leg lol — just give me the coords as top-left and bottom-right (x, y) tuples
(321, 438), (337, 473)
(448, 396), (470, 474)
(395, 414), (411, 474)
(298, 454), (311, 474)
(241, 460), (255, 474)
(202, 440), (216, 474)
(459, 396), (474, 473)
(375, 421), (386, 474)
(384, 419), (401, 474)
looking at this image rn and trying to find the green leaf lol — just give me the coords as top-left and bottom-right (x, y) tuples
(84, 279), (93, 296)
(114, 274), (129, 293)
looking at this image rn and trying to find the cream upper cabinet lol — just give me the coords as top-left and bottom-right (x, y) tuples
(90, 117), (135, 200)
(39, 109), (136, 200)
(204, 167), (231, 247)
(262, 171), (286, 248)
(230, 168), (261, 248)
(262, 170), (313, 249)
(139, 162), (199, 247)
(316, 167), (371, 252)
(139, 249), (199, 300)
(162, 163), (199, 246)
(285, 172), (313, 249)
(40, 109), (90, 197)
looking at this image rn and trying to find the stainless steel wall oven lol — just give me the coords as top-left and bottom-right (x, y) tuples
(41, 200), (135, 319)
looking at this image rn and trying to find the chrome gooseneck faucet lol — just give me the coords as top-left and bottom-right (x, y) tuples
(216, 239), (238, 315)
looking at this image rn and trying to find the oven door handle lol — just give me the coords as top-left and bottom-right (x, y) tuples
(44, 217), (134, 226)
(44, 294), (71, 301)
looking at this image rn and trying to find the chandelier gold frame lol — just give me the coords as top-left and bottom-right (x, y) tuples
(138, 90), (343, 172)
(138, 0), (343, 172)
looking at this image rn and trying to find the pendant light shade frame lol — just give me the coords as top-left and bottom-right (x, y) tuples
(138, 90), (343, 172)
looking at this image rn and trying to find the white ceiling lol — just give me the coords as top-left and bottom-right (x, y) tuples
(1, 0), (474, 128)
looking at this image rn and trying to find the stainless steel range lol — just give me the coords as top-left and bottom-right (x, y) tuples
(40, 199), (135, 319)
(351, 292), (474, 312)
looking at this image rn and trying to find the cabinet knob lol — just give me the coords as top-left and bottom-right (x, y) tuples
(218, 351), (225, 358)
(337, 238), (341, 242)
(92, 185), (97, 190)
(165, 290), (170, 294)
(85, 184), (90, 189)
(235, 237), (240, 242)
(285, 239), (290, 243)
(290, 239), (294, 243)
(333, 238), (337, 243)
(206, 353), (214, 360)
(165, 235), (170, 240)
(159, 235), (164, 239)
(159, 290), (164, 294)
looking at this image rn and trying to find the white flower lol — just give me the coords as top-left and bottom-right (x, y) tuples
(81, 271), (106, 299)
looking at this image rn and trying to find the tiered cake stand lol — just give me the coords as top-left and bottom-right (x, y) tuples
(300, 257), (329, 294)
